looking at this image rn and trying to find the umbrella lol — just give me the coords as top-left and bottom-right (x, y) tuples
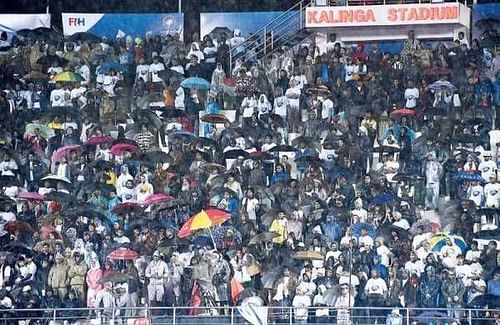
(452, 172), (485, 183)
(368, 192), (398, 206)
(292, 251), (325, 261)
(157, 69), (185, 84)
(67, 32), (101, 43)
(469, 294), (500, 308)
(98, 272), (133, 284)
(474, 208), (500, 224)
(268, 114), (286, 127)
(168, 131), (198, 142)
(22, 71), (49, 81)
(0, 176), (21, 188)
(248, 232), (279, 245)
(429, 233), (467, 253)
(178, 209), (231, 238)
(473, 229), (500, 240)
(351, 222), (377, 239)
(372, 146), (400, 154)
(45, 191), (73, 202)
(156, 108), (186, 118)
(200, 163), (226, 173)
(84, 135), (114, 146)
(409, 220), (441, 236)
(107, 248), (139, 260)
(51, 144), (81, 163)
(62, 203), (108, 221)
(453, 133), (481, 144)
(390, 108), (416, 119)
(52, 71), (85, 83)
(426, 80), (457, 92)
(392, 173), (424, 182)
(110, 143), (140, 156)
(306, 86), (331, 96)
(41, 175), (71, 184)
(138, 151), (173, 165)
(142, 193), (174, 206)
(291, 136), (316, 147)
(377, 224), (410, 241)
(268, 145), (296, 152)
(24, 123), (55, 139)
(111, 202), (143, 214)
(0, 243), (33, 256)
(223, 149), (249, 160)
(88, 159), (114, 171)
(4, 221), (33, 234)
(415, 311), (452, 323)
(248, 151), (274, 161)
(180, 77), (211, 90)
(200, 113), (229, 124)
(17, 192), (46, 201)
(208, 27), (232, 41)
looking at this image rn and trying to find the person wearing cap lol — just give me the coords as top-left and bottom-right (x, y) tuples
(145, 250), (169, 307)
(441, 268), (465, 319)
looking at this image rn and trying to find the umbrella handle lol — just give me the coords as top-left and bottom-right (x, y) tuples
(209, 228), (218, 252)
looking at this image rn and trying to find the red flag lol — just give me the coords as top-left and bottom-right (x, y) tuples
(189, 282), (203, 315)
(230, 277), (244, 305)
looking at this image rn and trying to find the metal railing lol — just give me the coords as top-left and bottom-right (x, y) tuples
(1, 306), (499, 324)
(229, 0), (313, 70)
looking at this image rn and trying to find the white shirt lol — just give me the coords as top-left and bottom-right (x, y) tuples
(479, 160), (497, 182)
(149, 62), (165, 83)
(393, 218), (410, 230)
(136, 64), (150, 82)
(376, 245), (392, 267)
(412, 233), (431, 250)
(365, 277), (387, 295)
(241, 97), (256, 118)
(484, 182), (500, 208)
(78, 65), (90, 85)
(274, 96), (289, 117)
(359, 235), (374, 249)
(50, 89), (68, 107)
(285, 86), (301, 108)
(0, 160), (17, 176)
(404, 87), (419, 108)
(405, 260), (425, 276)
(321, 98), (334, 120)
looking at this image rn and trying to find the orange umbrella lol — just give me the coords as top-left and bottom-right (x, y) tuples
(178, 209), (231, 238)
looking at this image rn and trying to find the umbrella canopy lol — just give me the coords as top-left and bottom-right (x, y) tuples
(377, 224), (410, 241)
(107, 248), (139, 260)
(18, 192), (46, 201)
(22, 71), (49, 81)
(248, 232), (279, 245)
(424, 67), (452, 76)
(248, 151), (274, 161)
(268, 114), (286, 127)
(392, 173), (424, 182)
(45, 191), (73, 202)
(138, 151), (173, 165)
(111, 202), (143, 214)
(453, 172), (485, 183)
(426, 80), (457, 92)
(201, 113), (229, 124)
(268, 145), (296, 153)
(473, 229), (500, 240)
(51, 144), (81, 163)
(292, 251), (325, 261)
(98, 272), (133, 284)
(180, 77), (211, 90)
(67, 31), (100, 43)
(0, 176), (21, 188)
(200, 163), (226, 173)
(178, 209), (231, 238)
(156, 108), (186, 118)
(223, 149), (249, 160)
(453, 133), (481, 144)
(24, 123), (55, 139)
(390, 108), (417, 119)
(429, 233), (467, 253)
(52, 71), (85, 83)
(142, 193), (174, 206)
(368, 192), (398, 206)
(372, 146), (400, 153)
(168, 131), (198, 142)
(110, 143), (140, 156)
(84, 135), (114, 146)
(41, 175), (72, 184)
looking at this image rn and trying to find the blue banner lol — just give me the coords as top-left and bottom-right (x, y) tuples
(63, 13), (184, 40)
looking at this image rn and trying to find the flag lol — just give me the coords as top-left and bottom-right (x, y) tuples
(189, 282), (202, 315)
(230, 277), (244, 305)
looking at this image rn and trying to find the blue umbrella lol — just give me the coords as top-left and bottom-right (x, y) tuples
(382, 125), (416, 143)
(181, 77), (211, 90)
(351, 222), (377, 239)
(368, 192), (398, 206)
(426, 80), (457, 92)
(99, 62), (128, 74)
(452, 172), (485, 183)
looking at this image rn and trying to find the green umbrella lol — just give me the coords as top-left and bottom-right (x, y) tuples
(24, 123), (55, 139)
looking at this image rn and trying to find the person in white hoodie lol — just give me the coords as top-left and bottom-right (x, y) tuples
(257, 93), (272, 121)
(292, 287), (311, 324)
(479, 151), (497, 182)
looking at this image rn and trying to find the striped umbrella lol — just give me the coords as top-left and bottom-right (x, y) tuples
(429, 233), (467, 254)
(53, 71), (85, 83)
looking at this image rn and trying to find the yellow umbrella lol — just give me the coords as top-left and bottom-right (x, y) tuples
(52, 71), (85, 83)
(178, 209), (231, 238)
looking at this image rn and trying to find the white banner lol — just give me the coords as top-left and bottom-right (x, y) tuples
(0, 14), (50, 31)
(306, 3), (462, 28)
(61, 13), (104, 36)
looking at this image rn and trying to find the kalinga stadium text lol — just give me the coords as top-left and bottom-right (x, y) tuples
(307, 6), (458, 24)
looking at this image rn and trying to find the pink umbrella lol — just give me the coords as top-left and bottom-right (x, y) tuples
(110, 143), (140, 156)
(390, 108), (417, 119)
(51, 144), (81, 162)
(143, 193), (174, 206)
(18, 192), (46, 201)
(84, 135), (114, 146)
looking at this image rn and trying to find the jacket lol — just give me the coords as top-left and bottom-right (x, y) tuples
(48, 262), (69, 289)
(68, 262), (88, 286)
(441, 277), (465, 304)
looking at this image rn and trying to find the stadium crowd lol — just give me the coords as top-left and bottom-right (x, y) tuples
(0, 22), (498, 325)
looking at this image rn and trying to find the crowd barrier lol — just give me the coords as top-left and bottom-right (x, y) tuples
(0, 306), (498, 324)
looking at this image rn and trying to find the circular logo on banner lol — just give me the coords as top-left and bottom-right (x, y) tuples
(163, 16), (174, 28)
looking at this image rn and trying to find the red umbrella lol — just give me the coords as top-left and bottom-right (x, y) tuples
(424, 66), (452, 76)
(143, 193), (174, 206)
(107, 248), (139, 260)
(390, 108), (417, 119)
(110, 143), (140, 156)
(18, 192), (46, 201)
(51, 144), (81, 162)
(85, 135), (114, 146)
(4, 221), (33, 234)
(111, 202), (143, 215)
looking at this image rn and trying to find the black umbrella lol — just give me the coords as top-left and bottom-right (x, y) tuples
(372, 146), (400, 153)
(198, 137), (218, 148)
(158, 69), (185, 84)
(139, 151), (173, 165)
(291, 136), (316, 147)
(392, 173), (424, 182)
(473, 229), (500, 240)
(268, 114), (286, 127)
(377, 224), (410, 241)
(131, 109), (162, 130)
(158, 108), (186, 118)
(88, 159), (115, 170)
(268, 145), (296, 153)
(1, 243), (33, 256)
(45, 191), (73, 203)
(453, 133), (481, 144)
(63, 203), (110, 223)
(67, 32), (100, 43)
(0, 176), (21, 187)
(223, 149), (249, 160)
(208, 27), (233, 41)
(470, 294), (500, 308)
